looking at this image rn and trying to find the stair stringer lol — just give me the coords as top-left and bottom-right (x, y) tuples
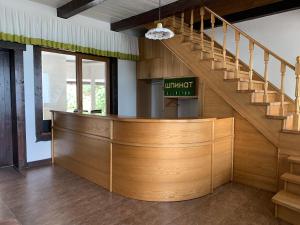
(162, 35), (282, 147)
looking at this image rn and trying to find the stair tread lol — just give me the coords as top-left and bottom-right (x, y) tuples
(182, 34), (211, 43)
(192, 48), (225, 56)
(203, 58), (238, 65)
(228, 70), (249, 75)
(268, 101), (290, 105)
(200, 49), (234, 60)
(239, 78), (264, 83)
(252, 101), (290, 105)
(281, 173), (300, 185)
(214, 52), (234, 59)
(288, 156), (300, 164)
(253, 90), (278, 94)
(266, 114), (289, 120)
(272, 190), (300, 213)
(282, 129), (300, 134)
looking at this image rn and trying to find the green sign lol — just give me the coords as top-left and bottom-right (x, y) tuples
(164, 77), (196, 97)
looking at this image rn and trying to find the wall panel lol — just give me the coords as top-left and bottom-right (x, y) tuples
(203, 86), (278, 192)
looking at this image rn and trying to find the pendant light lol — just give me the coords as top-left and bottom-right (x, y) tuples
(145, 0), (175, 40)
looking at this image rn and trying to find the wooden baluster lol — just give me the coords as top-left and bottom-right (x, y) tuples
(263, 51), (270, 102)
(248, 40), (254, 90)
(180, 12), (184, 34)
(190, 9), (194, 40)
(210, 14), (215, 60)
(222, 22), (227, 68)
(200, 7), (205, 59)
(280, 62), (286, 115)
(235, 31), (240, 78)
(180, 12), (185, 42)
(173, 15), (176, 29)
(295, 56), (300, 130)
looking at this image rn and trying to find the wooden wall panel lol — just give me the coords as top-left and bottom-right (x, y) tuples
(214, 137), (233, 188)
(54, 129), (110, 189)
(203, 86), (278, 192)
(203, 86), (234, 119)
(137, 38), (194, 79)
(136, 79), (152, 118)
(233, 112), (278, 192)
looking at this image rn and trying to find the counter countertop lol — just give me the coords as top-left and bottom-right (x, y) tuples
(51, 110), (217, 123)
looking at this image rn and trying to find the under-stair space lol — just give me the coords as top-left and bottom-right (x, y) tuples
(273, 156), (300, 225)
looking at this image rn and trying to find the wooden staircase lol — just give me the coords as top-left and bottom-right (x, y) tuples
(272, 156), (300, 224)
(145, 6), (300, 224)
(147, 11), (300, 141)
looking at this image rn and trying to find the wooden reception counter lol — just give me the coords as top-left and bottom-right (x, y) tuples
(51, 111), (234, 202)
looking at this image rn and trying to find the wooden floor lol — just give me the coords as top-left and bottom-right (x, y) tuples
(0, 166), (290, 225)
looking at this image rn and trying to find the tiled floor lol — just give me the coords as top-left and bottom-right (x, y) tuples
(0, 166), (290, 225)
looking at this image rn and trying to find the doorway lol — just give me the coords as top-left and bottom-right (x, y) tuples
(0, 42), (26, 169)
(0, 50), (13, 167)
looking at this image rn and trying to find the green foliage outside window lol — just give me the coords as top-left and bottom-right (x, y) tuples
(67, 83), (77, 112)
(95, 84), (106, 114)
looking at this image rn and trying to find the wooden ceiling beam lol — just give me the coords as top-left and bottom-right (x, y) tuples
(57, 0), (101, 19)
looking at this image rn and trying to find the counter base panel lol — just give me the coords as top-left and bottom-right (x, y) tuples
(112, 143), (212, 202)
(53, 128), (110, 189)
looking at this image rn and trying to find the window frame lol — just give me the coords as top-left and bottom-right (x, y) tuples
(34, 46), (111, 142)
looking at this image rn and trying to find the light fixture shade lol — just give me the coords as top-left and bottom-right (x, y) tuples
(145, 23), (175, 40)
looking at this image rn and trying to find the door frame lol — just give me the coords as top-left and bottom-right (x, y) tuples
(0, 41), (26, 169)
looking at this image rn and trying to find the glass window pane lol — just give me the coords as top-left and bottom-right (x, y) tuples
(42, 51), (77, 120)
(82, 59), (106, 114)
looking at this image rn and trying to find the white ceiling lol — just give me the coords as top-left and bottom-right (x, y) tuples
(30, 0), (71, 8)
(30, 0), (178, 23)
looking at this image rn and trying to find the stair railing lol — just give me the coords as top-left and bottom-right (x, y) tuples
(167, 6), (300, 130)
(204, 6), (300, 128)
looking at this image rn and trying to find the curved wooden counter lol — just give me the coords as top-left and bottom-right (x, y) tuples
(52, 111), (234, 202)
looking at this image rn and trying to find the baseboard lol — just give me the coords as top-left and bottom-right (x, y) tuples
(26, 158), (52, 168)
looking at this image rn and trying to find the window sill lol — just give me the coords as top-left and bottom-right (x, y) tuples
(36, 132), (51, 142)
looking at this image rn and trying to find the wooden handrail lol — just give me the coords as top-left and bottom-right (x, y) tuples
(204, 7), (295, 71)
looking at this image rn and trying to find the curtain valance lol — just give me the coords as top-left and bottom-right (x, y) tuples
(0, 5), (139, 60)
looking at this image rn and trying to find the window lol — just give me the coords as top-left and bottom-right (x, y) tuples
(34, 47), (111, 141)
(82, 59), (107, 114)
(41, 52), (77, 120)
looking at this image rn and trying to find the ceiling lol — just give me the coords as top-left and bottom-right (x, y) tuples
(30, 0), (178, 23)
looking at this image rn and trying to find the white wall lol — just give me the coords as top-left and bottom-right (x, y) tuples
(118, 60), (137, 116)
(212, 9), (300, 98)
(24, 45), (52, 162)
